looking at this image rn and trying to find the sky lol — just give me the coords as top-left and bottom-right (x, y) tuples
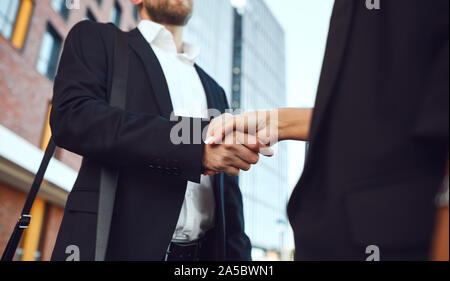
(263, 0), (335, 189)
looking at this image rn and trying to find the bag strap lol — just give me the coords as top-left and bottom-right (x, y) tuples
(1, 138), (56, 261)
(1, 27), (129, 262)
(95, 27), (129, 261)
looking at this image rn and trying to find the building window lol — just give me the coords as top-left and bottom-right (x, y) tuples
(96, 0), (102, 7)
(110, 1), (122, 26)
(41, 103), (61, 159)
(86, 9), (97, 22)
(41, 103), (52, 150)
(0, 0), (34, 49)
(20, 197), (46, 261)
(36, 24), (62, 80)
(0, 0), (21, 40)
(51, 0), (69, 21)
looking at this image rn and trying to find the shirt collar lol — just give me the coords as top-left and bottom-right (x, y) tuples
(137, 20), (200, 65)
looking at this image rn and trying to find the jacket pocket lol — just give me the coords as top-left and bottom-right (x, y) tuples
(344, 175), (436, 250)
(65, 189), (99, 214)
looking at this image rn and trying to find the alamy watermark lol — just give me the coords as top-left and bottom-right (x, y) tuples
(65, 245), (80, 261)
(365, 245), (381, 261)
(169, 109), (279, 148)
(365, 0), (381, 10)
(66, 0), (81, 10)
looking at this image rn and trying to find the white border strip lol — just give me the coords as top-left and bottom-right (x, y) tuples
(0, 125), (76, 192)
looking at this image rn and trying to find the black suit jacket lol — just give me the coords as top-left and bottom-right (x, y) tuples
(288, 0), (449, 261)
(50, 21), (251, 261)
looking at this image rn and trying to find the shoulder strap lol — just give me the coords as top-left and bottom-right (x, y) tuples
(1, 139), (56, 261)
(95, 27), (129, 261)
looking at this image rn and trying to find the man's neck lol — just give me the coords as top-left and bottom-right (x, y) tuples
(141, 14), (184, 53)
(164, 24), (184, 53)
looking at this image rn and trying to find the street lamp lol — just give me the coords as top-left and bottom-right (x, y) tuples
(276, 218), (289, 260)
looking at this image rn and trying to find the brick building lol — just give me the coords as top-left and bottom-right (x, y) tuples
(0, 0), (138, 261)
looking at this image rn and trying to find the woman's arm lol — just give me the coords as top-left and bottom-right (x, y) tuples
(277, 108), (314, 142)
(206, 108), (314, 145)
(431, 157), (449, 261)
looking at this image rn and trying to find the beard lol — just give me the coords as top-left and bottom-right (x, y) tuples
(143, 0), (193, 26)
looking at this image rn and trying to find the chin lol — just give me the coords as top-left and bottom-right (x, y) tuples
(173, 0), (192, 9)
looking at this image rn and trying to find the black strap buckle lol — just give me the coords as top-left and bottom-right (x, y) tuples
(18, 214), (32, 229)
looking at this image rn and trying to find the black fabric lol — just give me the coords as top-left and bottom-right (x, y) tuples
(50, 21), (251, 261)
(165, 232), (213, 261)
(288, 0), (449, 260)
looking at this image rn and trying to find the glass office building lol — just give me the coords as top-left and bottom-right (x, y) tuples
(236, 0), (291, 260)
(186, 0), (291, 260)
(184, 0), (234, 97)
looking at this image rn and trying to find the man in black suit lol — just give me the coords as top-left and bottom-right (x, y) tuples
(50, 0), (263, 261)
(207, 0), (449, 260)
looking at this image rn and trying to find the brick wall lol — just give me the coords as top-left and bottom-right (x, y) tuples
(0, 182), (65, 261)
(0, 182), (25, 257)
(0, 0), (138, 261)
(0, 0), (138, 171)
(40, 204), (64, 261)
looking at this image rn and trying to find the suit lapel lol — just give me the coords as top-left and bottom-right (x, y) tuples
(195, 66), (225, 221)
(195, 65), (226, 259)
(308, 0), (355, 142)
(195, 65), (223, 112)
(127, 28), (174, 119)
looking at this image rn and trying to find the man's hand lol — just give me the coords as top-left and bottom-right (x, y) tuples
(202, 131), (269, 176)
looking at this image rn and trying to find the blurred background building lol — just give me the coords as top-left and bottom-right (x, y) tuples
(0, 0), (291, 261)
(184, 0), (234, 97)
(230, 0), (291, 261)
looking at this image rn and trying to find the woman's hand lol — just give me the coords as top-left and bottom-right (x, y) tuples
(202, 112), (276, 176)
(203, 108), (313, 176)
(205, 110), (279, 156)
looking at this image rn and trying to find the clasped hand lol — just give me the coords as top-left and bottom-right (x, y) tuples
(201, 111), (279, 176)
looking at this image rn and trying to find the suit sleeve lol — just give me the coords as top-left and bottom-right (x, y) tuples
(220, 90), (252, 261)
(412, 38), (449, 141)
(50, 21), (207, 183)
(223, 175), (252, 261)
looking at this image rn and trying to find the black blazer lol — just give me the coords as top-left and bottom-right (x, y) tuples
(50, 21), (251, 261)
(288, 0), (449, 260)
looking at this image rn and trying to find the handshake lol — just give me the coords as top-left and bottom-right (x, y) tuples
(201, 111), (279, 176)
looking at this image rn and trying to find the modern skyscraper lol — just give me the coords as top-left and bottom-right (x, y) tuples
(231, 0), (291, 260)
(183, 0), (291, 260)
(184, 0), (234, 97)
(185, 0), (291, 260)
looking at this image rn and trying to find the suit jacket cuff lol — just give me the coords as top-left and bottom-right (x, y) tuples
(177, 118), (210, 183)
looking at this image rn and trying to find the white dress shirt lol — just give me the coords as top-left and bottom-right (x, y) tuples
(137, 20), (215, 242)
